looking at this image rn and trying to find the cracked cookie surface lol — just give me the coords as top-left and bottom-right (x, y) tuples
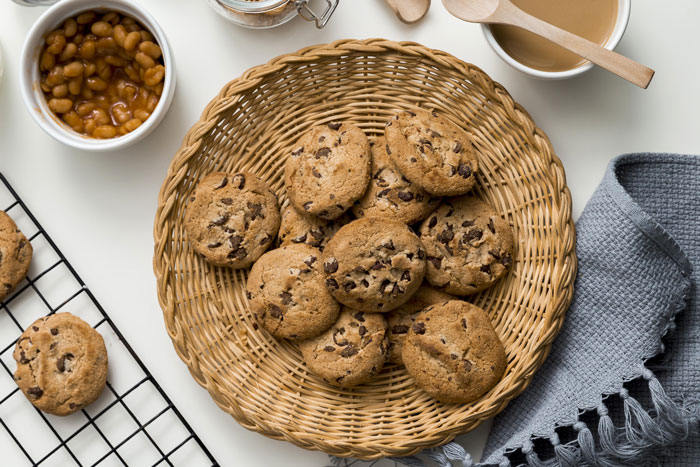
(299, 308), (388, 387)
(352, 138), (441, 225)
(419, 197), (514, 295)
(185, 172), (280, 269)
(284, 122), (371, 220)
(13, 313), (108, 416)
(384, 109), (479, 196)
(278, 205), (351, 252)
(0, 211), (33, 302)
(247, 244), (339, 340)
(322, 218), (426, 312)
(402, 300), (506, 403)
(385, 284), (453, 365)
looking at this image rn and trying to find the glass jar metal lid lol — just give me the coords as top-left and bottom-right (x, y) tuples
(213, 0), (339, 28)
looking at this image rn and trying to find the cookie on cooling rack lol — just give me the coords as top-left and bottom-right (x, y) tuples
(247, 244), (340, 340)
(185, 172), (280, 269)
(278, 205), (351, 252)
(0, 211), (33, 302)
(384, 109), (479, 197)
(402, 300), (506, 404)
(284, 122), (371, 220)
(385, 284), (453, 365)
(299, 308), (388, 387)
(419, 196), (514, 295)
(352, 138), (442, 225)
(322, 218), (426, 312)
(13, 313), (108, 416)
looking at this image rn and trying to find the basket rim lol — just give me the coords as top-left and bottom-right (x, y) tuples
(153, 38), (578, 460)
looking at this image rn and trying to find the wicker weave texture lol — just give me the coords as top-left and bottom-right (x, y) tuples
(153, 39), (577, 459)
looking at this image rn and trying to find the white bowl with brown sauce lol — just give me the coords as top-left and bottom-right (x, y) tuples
(482, 0), (631, 80)
(19, 0), (176, 151)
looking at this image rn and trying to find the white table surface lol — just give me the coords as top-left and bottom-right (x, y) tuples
(0, 0), (698, 465)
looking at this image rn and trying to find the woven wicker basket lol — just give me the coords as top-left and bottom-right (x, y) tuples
(153, 39), (577, 459)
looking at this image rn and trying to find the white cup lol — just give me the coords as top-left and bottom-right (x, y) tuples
(19, 0), (176, 152)
(481, 0), (631, 80)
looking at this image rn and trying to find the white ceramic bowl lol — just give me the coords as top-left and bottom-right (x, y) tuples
(19, 0), (176, 152)
(482, 0), (631, 80)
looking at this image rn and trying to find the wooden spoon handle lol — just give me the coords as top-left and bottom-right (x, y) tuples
(502, 5), (654, 88)
(384, 0), (431, 24)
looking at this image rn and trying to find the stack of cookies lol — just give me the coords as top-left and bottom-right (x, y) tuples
(184, 109), (515, 404)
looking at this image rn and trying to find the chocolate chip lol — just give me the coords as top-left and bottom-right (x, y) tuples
(457, 163), (472, 178)
(333, 328), (348, 346)
(292, 147), (304, 157)
(189, 196), (195, 202)
(451, 353), (458, 360)
(326, 278), (339, 290)
(358, 325), (367, 337)
(353, 266), (367, 275)
(220, 198), (233, 205)
(463, 229), (483, 244)
(207, 242), (222, 249)
(453, 142), (463, 153)
(392, 325), (409, 334)
(312, 168), (322, 178)
(316, 147), (331, 159)
(419, 139), (432, 148)
(318, 210), (329, 217)
(410, 158), (417, 163)
(319, 136), (326, 143)
(268, 305), (283, 319)
(377, 188), (391, 197)
(19, 351), (29, 364)
(462, 219), (474, 227)
(489, 250), (501, 261)
(27, 387), (43, 399)
(385, 144), (392, 155)
(215, 177), (228, 189)
(461, 318), (468, 329)
(380, 279), (393, 294)
(340, 345), (358, 358)
(397, 191), (414, 201)
(428, 217), (437, 229)
(431, 130), (442, 138)
(328, 122), (342, 130)
(361, 279), (369, 287)
(408, 111), (417, 117)
(291, 233), (307, 243)
(437, 228), (454, 244)
(57, 353), (74, 372)
(247, 202), (263, 220)
(50, 328), (58, 336)
(210, 215), (228, 226)
(309, 229), (324, 241)
(344, 281), (356, 292)
(501, 254), (513, 268)
(463, 360), (473, 371)
(279, 291), (293, 305)
(32, 326), (39, 332)
(69, 403), (77, 410)
(427, 256), (442, 269)
(246, 291), (252, 300)
(417, 248), (426, 260)
(354, 312), (365, 322)
(383, 240), (395, 250)
(303, 201), (313, 211)
(487, 218), (496, 234)
(324, 346), (335, 352)
(232, 174), (245, 189)
(401, 271), (411, 282)
(370, 261), (385, 270)
(324, 258), (339, 274)
(229, 235), (243, 250)
(445, 205), (455, 217)
(228, 247), (247, 259)
(412, 322), (426, 335)
(304, 256), (317, 267)
(260, 235), (272, 245)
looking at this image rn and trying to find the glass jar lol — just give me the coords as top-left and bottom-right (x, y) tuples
(209, 0), (339, 29)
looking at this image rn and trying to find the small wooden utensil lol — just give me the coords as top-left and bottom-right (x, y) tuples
(442, 0), (654, 88)
(384, 0), (431, 24)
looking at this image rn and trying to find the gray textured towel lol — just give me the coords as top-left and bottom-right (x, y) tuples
(332, 153), (700, 467)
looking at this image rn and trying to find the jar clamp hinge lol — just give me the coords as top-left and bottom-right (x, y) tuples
(295, 0), (339, 28)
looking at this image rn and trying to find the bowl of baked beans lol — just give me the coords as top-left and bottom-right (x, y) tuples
(19, 0), (175, 151)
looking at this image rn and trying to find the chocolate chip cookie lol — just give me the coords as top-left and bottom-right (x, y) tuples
(13, 313), (108, 416)
(386, 284), (453, 365)
(402, 300), (506, 403)
(419, 197), (514, 295)
(352, 138), (441, 225)
(284, 122), (371, 220)
(0, 211), (33, 302)
(299, 308), (388, 387)
(247, 244), (340, 340)
(384, 109), (479, 196)
(278, 205), (350, 252)
(185, 172), (280, 269)
(322, 218), (426, 312)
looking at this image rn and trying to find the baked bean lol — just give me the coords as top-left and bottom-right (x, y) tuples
(64, 19), (78, 37)
(84, 62), (97, 77)
(138, 41), (161, 59)
(40, 51), (55, 71)
(96, 37), (117, 54)
(144, 65), (165, 86)
(79, 41), (96, 59)
(124, 31), (141, 51)
(46, 67), (65, 87)
(59, 42), (78, 61)
(133, 109), (150, 121)
(84, 119), (97, 135)
(105, 55), (126, 67)
(140, 30), (154, 43)
(72, 33), (84, 45)
(48, 98), (73, 113)
(147, 94), (159, 112)
(63, 111), (84, 132)
(47, 34), (66, 55)
(94, 95), (111, 110)
(135, 52), (156, 70)
(112, 104), (132, 124)
(93, 125), (117, 139)
(68, 77), (83, 95)
(45, 30), (62, 46)
(40, 82), (51, 93)
(93, 108), (111, 125)
(113, 25), (127, 47)
(77, 102), (96, 117)
(123, 65), (139, 82)
(121, 17), (136, 26)
(123, 118), (142, 132)
(63, 61), (84, 78)
(153, 82), (164, 96)
(86, 76), (108, 91)
(102, 12), (119, 24)
(77, 12), (96, 24)
(52, 84), (69, 98)
(81, 88), (94, 100)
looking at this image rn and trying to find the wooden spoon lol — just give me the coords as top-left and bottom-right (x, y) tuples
(442, 0), (654, 88)
(384, 0), (431, 24)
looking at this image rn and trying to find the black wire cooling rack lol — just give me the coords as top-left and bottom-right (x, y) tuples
(0, 173), (219, 467)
